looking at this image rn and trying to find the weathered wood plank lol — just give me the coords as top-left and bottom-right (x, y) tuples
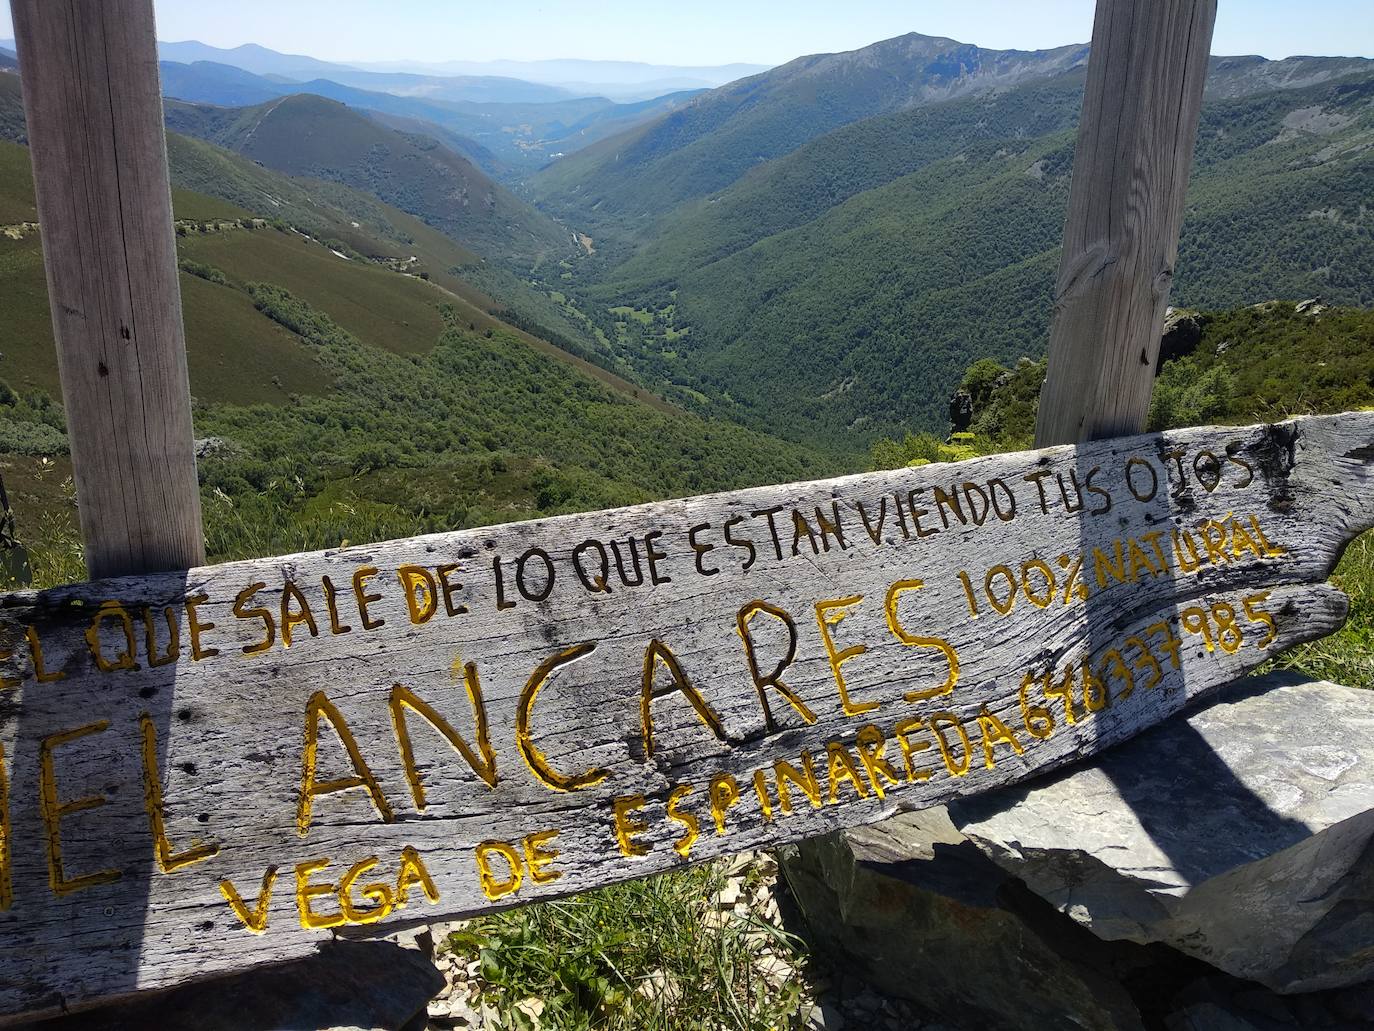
(1035, 0), (1218, 446)
(0, 413), (1369, 1019)
(11, 0), (204, 577)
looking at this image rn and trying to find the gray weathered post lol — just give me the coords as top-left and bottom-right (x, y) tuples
(11, 0), (204, 577)
(1034, 0), (1218, 447)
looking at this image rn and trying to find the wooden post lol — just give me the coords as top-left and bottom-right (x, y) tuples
(11, 0), (204, 577)
(1034, 0), (1217, 447)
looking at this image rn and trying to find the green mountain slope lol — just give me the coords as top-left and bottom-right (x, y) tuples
(531, 32), (1372, 245)
(0, 130), (644, 406)
(0, 137), (822, 579)
(555, 69), (1374, 456)
(894, 302), (1374, 458)
(531, 33), (1091, 239)
(601, 72), (1087, 293)
(165, 93), (572, 264)
(0, 72), (615, 368)
(0, 145), (331, 406)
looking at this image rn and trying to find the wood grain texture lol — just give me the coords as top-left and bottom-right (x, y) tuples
(0, 413), (1368, 1018)
(11, 0), (204, 578)
(1035, 0), (1218, 447)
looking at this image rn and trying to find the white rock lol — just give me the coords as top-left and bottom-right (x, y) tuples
(805, 1001), (847, 1029)
(716, 881), (743, 908)
(636, 968), (684, 1006)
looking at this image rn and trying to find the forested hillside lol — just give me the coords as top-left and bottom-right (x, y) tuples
(872, 302), (1374, 462)
(0, 134), (821, 582)
(528, 34), (1374, 456)
(531, 33), (1091, 237)
(0, 71), (619, 370)
(164, 94), (572, 264)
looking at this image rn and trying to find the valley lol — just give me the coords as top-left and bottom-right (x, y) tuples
(530, 36), (1374, 453)
(3, 27), (1373, 579)
(3, 14), (1374, 1031)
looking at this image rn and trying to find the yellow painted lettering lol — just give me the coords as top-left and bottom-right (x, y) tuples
(279, 580), (319, 648)
(516, 642), (608, 792)
(396, 565), (439, 625)
(297, 691), (395, 836)
(928, 712), (973, 777)
(219, 866), (278, 934)
(339, 856), (394, 924)
(26, 625), (64, 682)
(736, 600), (816, 729)
(389, 666), (497, 811)
(773, 751), (822, 812)
(352, 566), (386, 631)
(666, 784), (699, 858)
(294, 858), (344, 929)
(814, 595), (877, 717)
(855, 724), (902, 799)
(233, 583), (276, 655)
(892, 718), (933, 782)
(708, 773), (740, 834)
(185, 593), (219, 660)
(85, 601), (138, 673)
(523, 830), (562, 885)
(475, 840), (523, 900)
(976, 706), (1026, 769)
(884, 580), (959, 702)
(139, 713), (218, 873)
(640, 639), (727, 758)
(0, 743), (9, 910)
(142, 606), (180, 667)
(38, 721), (122, 896)
(824, 740), (869, 802)
(613, 795), (650, 857)
(395, 845), (441, 907)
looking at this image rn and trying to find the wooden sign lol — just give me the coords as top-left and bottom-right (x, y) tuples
(0, 413), (1369, 1018)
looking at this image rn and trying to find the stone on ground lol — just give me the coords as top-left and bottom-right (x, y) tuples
(781, 808), (1147, 1030)
(952, 672), (1374, 994)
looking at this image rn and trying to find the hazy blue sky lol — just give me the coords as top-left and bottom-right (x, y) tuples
(3, 1), (1372, 65)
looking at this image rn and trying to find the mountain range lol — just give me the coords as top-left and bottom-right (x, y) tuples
(152, 40), (769, 99)
(154, 58), (701, 172)
(1, 28), (1372, 471)
(1, 38), (724, 171)
(527, 33), (1374, 452)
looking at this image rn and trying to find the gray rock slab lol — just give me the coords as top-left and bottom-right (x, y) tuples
(951, 672), (1374, 993)
(781, 809), (1148, 1031)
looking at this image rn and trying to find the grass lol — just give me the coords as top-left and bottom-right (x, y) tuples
(170, 186), (251, 223)
(442, 861), (809, 1031)
(0, 233), (337, 404)
(609, 305), (655, 325)
(0, 141), (36, 224)
(180, 228), (447, 356)
(0, 236), (63, 396)
(1267, 531), (1374, 689)
(179, 267), (335, 404)
(0, 454), (84, 589)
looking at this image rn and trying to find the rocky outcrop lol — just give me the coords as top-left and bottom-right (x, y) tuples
(783, 673), (1374, 1028)
(782, 809), (1148, 1030)
(953, 673), (1374, 994)
(1156, 308), (1206, 369)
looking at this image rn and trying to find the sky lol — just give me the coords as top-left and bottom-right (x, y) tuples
(2, 1), (1372, 66)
